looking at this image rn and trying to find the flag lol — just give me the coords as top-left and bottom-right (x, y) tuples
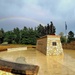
(65, 22), (67, 30)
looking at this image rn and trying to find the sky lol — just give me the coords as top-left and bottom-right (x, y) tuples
(0, 0), (75, 34)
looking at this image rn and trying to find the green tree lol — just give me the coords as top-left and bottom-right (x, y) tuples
(0, 30), (3, 43)
(28, 28), (37, 44)
(0, 28), (4, 43)
(21, 26), (29, 44)
(4, 31), (14, 43)
(59, 32), (64, 36)
(68, 31), (74, 43)
(2, 21), (56, 45)
(37, 24), (45, 37)
(46, 24), (50, 34)
(59, 32), (66, 43)
(44, 26), (47, 35)
(13, 27), (20, 43)
(49, 21), (56, 35)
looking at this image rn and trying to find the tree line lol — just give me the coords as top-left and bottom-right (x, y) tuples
(0, 21), (56, 45)
(59, 31), (75, 43)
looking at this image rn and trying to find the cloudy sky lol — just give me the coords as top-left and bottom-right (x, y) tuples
(0, 0), (75, 34)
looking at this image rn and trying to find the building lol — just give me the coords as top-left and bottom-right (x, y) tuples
(36, 35), (63, 55)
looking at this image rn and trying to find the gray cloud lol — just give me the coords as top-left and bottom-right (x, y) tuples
(0, 0), (75, 34)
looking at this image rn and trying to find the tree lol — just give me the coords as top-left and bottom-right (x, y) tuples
(0, 28), (4, 43)
(49, 21), (56, 35)
(68, 31), (74, 43)
(46, 24), (50, 34)
(44, 26), (47, 35)
(4, 31), (14, 43)
(59, 32), (65, 43)
(0, 31), (3, 43)
(13, 27), (20, 43)
(59, 32), (66, 43)
(59, 32), (64, 36)
(2, 21), (56, 45)
(37, 24), (45, 37)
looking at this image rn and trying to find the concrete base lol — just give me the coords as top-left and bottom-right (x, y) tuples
(7, 47), (27, 52)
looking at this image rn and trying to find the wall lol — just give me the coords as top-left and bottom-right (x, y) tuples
(62, 41), (75, 50)
(47, 35), (63, 55)
(36, 36), (47, 55)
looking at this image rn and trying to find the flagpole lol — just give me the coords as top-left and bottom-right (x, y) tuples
(65, 22), (67, 43)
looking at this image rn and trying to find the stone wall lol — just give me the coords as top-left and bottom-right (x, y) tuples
(36, 35), (63, 55)
(47, 36), (63, 55)
(0, 59), (39, 75)
(62, 41), (75, 50)
(36, 37), (47, 55)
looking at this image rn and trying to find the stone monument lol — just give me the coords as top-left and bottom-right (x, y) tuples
(36, 35), (63, 55)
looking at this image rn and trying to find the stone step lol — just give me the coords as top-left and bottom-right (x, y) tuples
(7, 47), (27, 52)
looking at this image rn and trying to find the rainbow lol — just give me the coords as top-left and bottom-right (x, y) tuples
(0, 17), (45, 26)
